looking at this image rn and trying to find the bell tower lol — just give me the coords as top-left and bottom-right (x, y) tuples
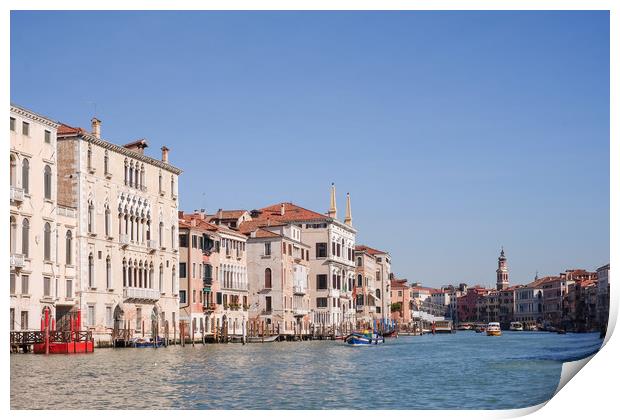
(496, 247), (509, 290)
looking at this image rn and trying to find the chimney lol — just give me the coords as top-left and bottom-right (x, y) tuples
(91, 117), (101, 138)
(161, 146), (169, 163)
(280, 203), (285, 216)
(250, 230), (257, 238)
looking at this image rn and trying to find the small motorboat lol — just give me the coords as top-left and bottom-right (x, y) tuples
(344, 330), (385, 346)
(475, 325), (486, 333)
(132, 337), (164, 348)
(509, 321), (524, 331)
(486, 322), (502, 336)
(246, 335), (279, 343)
(382, 329), (398, 338)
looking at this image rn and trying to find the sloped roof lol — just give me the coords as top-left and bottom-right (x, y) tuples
(355, 245), (388, 255)
(256, 202), (330, 222)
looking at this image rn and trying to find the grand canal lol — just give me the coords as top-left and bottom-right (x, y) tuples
(10, 331), (603, 410)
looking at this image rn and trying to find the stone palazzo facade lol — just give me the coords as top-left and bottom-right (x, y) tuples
(55, 117), (181, 342)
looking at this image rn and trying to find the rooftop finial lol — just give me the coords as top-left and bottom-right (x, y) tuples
(328, 183), (337, 218)
(344, 192), (352, 226)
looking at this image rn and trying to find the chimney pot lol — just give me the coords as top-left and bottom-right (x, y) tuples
(280, 203), (285, 216)
(161, 146), (169, 163)
(91, 117), (101, 138)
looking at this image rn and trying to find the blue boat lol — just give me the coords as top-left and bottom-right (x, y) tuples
(344, 330), (385, 346)
(131, 337), (164, 348)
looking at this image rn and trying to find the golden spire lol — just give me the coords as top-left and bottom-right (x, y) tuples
(344, 192), (352, 226)
(328, 183), (337, 218)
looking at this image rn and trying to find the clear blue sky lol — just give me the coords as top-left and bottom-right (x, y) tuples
(10, 11), (609, 288)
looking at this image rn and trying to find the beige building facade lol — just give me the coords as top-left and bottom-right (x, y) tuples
(55, 117), (181, 342)
(10, 105), (78, 331)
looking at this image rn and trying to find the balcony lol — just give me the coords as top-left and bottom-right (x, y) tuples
(10, 253), (25, 269)
(356, 305), (365, 312)
(10, 186), (24, 203)
(123, 287), (160, 302)
(293, 308), (309, 316)
(293, 285), (306, 295)
(328, 289), (340, 298)
(341, 291), (352, 299)
(147, 239), (157, 252)
(369, 306), (377, 313)
(203, 302), (217, 312)
(120, 234), (130, 248)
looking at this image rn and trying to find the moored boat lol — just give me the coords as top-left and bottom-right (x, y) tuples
(247, 335), (279, 343)
(344, 330), (385, 346)
(486, 322), (502, 336)
(509, 321), (524, 331)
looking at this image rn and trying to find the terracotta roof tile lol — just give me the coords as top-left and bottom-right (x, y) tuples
(255, 202), (330, 222)
(355, 244), (388, 255)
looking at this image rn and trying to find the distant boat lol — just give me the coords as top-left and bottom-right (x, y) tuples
(247, 335), (279, 343)
(509, 322), (524, 331)
(486, 322), (502, 336)
(457, 323), (472, 331)
(131, 337), (163, 348)
(382, 329), (398, 338)
(344, 330), (385, 346)
(434, 320), (454, 333)
(475, 324), (487, 333)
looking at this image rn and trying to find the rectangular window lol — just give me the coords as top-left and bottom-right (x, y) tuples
(21, 311), (28, 330)
(216, 292), (222, 305)
(106, 306), (113, 328)
(10, 273), (16, 294)
(316, 297), (328, 308)
(192, 235), (197, 248)
(317, 274), (327, 290)
(22, 121), (29, 136)
(10, 117), (16, 131)
(179, 263), (187, 278)
(43, 277), (51, 297)
(192, 290), (196, 303)
(136, 307), (141, 332)
(179, 234), (188, 247)
(44, 130), (51, 143)
(88, 305), (95, 326)
(10, 308), (15, 330)
(21, 275), (29, 295)
(192, 263), (196, 277)
(316, 243), (327, 258)
(264, 242), (271, 256)
(66, 279), (72, 298)
(179, 290), (187, 304)
(266, 296), (272, 312)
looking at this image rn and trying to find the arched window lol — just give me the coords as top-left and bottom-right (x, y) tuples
(21, 158), (29, 194)
(172, 265), (176, 295)
(10, 216), (17, 253)
(149, 263), (154, 289)
(21, 218), (29, 257)
(357, 274), (362, 287)
(129, 161), (134, 186)
(376, 288), (381, 299)
(106, 256), (112, 289)
(122, 258), (127, 287)
(88, 200), (94, 233)
(159, 264), (163, 292)
(124, 159), (128, 185)
(88, 253), (94, 288)
(87, 143), (93, 170)
(104, 205), (110, 237)
(170, 176), (175, 197)
(159, 221), (164, 247)
(171, 225), (176, 250)
(158, 171), (162, 193)
(65, 230), (73, 265)
(43, 165), (52, 199)
(43, 222), (51, 261)
(357, 257), (362, 267)
(10, 155), (16, 187)
(104, 150), (109, 175)
(265, 268), (272, 289)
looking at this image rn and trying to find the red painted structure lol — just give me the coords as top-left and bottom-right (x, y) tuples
(32, 307), (94, 354)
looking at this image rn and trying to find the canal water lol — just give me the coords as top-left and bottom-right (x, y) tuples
(10, 331), (603, 410)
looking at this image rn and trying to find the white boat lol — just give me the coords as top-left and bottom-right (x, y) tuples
(247, 335), (279, 343)
(486, 322), (502, 336)
(509, 321), (524, 331)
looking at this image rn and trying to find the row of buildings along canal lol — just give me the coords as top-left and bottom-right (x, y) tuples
(9, 104), (610, 348)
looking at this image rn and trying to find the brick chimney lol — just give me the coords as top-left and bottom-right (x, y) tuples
(91, 117), (101, 138)
(161, 146), (169, 163)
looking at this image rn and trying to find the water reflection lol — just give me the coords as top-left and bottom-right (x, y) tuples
(10, 332), (602, 410)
